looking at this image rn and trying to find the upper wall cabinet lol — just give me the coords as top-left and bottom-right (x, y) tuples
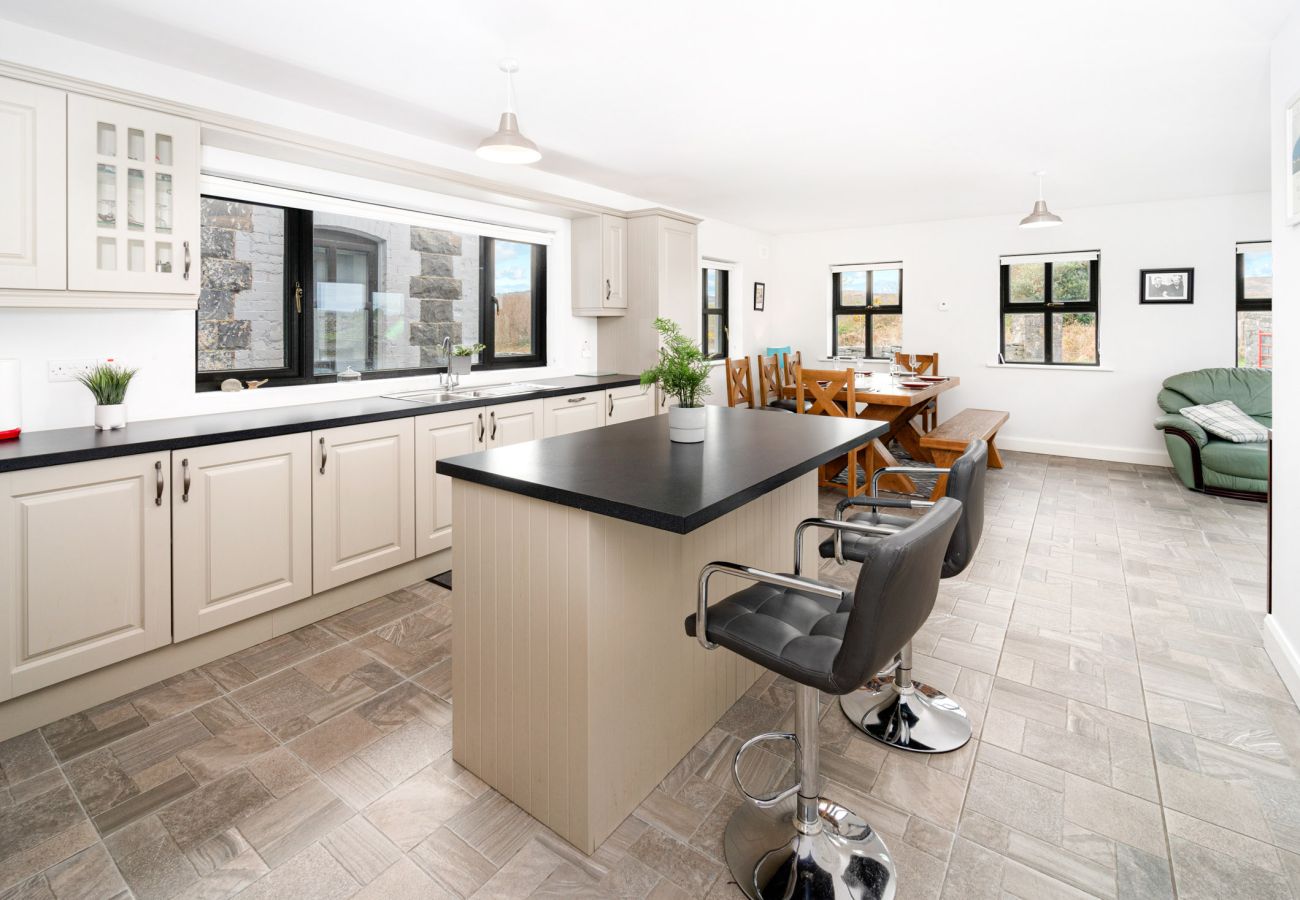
(67, 94), (200, 296)
(572, 213), (627, 316)
(0, 78), (66, 290)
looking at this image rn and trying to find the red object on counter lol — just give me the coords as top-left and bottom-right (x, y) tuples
(0, 427), (19, 441)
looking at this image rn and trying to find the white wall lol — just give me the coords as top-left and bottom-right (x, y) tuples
(696, 219), (774, 403)
(1265, 9), (1300, 706)
(766, 193), (1268, 464)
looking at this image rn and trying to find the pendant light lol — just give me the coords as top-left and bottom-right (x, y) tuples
(476, 59), (542, 165)
(1018, 171), (1063, 228)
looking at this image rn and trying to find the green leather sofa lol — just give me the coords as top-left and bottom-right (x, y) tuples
(1154, 368), (1270, 500)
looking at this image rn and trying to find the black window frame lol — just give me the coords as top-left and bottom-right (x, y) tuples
(998, 255), (1100, 366)
(478, 235), (547, 370)
(1235, 241), (1272, 369)
(701, 267), (730, 360)
(195, 195), (548, 391)
(830, 267), (903, 359)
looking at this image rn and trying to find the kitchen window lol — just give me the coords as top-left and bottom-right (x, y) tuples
(1236, 241), (1272, 369)
(196, 193), (547, 389)
(479, 236), (547, 368)
(701, 267), (730, 359)
(999, 251), (1099, 365)
(830, 263), (903, 359)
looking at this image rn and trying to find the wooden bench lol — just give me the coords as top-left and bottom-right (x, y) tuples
(920, 408), (1009, 499)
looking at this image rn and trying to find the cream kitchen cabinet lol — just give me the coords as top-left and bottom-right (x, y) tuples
(66, 94), (199, 295)
(486, 398), (544, 447)
(415, 406), (484, 558)
(605, 383), (655, 425)
(415, 399), (543, 557)
(0, 77), (66, 290)
(543, 390), (607, 437)
(571, 214), (627, 316)
(172, 434), (312, 641)
(0, 453), (171, 700)
(313, 418), (416, 591)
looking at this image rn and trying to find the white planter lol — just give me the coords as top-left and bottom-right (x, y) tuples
(668, 404), (706, 443)
(95, 404), (127, 431)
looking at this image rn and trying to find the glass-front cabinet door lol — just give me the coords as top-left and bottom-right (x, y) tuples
(66, 94), (199, 295)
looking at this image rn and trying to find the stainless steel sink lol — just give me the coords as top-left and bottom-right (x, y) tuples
(383, 390), (468, 405)
(384, 382), (554, 405)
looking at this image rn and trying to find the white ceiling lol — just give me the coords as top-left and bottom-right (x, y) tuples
(0, 0), (1292, 233)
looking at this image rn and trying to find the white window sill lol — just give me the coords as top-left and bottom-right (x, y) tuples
(986, 362), (1113, 372)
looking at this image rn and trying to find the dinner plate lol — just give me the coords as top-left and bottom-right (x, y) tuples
(917, 375), (947, 382)
(900, 381), (928, 389)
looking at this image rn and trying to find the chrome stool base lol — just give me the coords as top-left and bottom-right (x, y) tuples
(724, 794), (897, 900)
(840, 676), (972, 754)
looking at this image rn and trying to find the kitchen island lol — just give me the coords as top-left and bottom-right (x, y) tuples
(437, 406), (887, 852)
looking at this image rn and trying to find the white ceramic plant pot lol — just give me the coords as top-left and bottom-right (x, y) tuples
(668, 404), (706, 443)
(95, 404), (126, 431)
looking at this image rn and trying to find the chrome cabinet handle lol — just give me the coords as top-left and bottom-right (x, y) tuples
(661, 392), (667, 407)
(605, 278), (611, 301)
(154, 461), (164, 506)
(608, 394), (614, 417)
(181, 458), (191, 502)
(490, 410), (497, 441)
(319, 437), (327, 475)
(567, 395), (586, 404)
(478, 412), (485, 442)
(183, 241), (191, 281)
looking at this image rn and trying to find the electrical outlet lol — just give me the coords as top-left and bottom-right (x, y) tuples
(47, 359), (102, 382)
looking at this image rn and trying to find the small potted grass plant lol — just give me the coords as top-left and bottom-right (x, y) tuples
(640, 317), (711, 443)
(76, 361), (137, 430)
(450, 342), (485, 378)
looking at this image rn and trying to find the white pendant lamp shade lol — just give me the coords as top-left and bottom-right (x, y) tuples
(477, 60), (541, 165)
(1019, 171), (1063, 228)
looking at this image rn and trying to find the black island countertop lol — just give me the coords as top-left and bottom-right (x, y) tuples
(436, 405), (889, 533)
(0, 374), (641, 474)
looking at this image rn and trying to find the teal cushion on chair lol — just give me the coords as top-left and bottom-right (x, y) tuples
(764, 346), (791, 361)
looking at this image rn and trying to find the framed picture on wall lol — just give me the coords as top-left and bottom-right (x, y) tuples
(753, 282), (766, 311)
(1139, 268), (1194, 304)
(1288, 91), (1300, 225)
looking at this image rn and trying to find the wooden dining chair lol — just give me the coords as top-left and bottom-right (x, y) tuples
(780, 351), (803, 388)
(757, 353), (796, 412)
(724, 356), (756, 408)
(894, 351), (940, 431)
(795, 367), (865, 496)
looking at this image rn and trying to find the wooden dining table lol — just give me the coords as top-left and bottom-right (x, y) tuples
(783, 371), (961, 494)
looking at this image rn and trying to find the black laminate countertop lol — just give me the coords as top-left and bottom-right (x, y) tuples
(0, 374), (641, 474)
(436, 406), (889, 533)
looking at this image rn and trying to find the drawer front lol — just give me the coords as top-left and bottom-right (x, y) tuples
(543, 391), (606, 437)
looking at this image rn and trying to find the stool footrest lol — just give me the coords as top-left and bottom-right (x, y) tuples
(733, 731), (800, 808)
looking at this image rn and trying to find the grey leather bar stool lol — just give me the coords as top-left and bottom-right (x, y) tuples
(687, 498), (961, 900)
(820, 440), (987, 754)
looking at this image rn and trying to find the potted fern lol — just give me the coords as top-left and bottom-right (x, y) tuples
(76, 362), (137, 430)
(640, 317), (712, 443)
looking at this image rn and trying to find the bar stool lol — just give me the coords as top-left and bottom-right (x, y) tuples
(820, 440), (987, 754)
(687, 498), (961, 900)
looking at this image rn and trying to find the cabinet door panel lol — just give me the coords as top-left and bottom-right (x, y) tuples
(602, 215), (627, 309)
(415, 407), (484, 558)
(172, 435), (311, 640)
(487, 399), (543, 448)
(605, 385), (654, 425)
(66, 94), (199, 295)
(0, 454), (170, 700)
(314, 419), (415, 591)
(0, 77), (65, 290)
(543, 392), (606, 437)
